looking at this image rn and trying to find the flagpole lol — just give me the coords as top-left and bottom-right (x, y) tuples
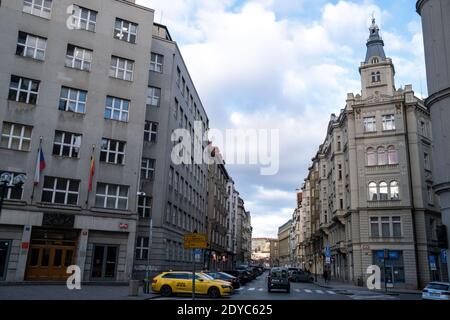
(31, 136), (43, 204)
(86, 144), (95, 209)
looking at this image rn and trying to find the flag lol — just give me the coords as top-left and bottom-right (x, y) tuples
(33, 146), (46, 185)
(88, 154), (95, 192)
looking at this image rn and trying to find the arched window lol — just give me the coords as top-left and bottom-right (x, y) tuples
(390, 181), (400, 200)
(388, 146), (398, 165)
(377, 147), (387, 165)
(376, 71), (381, 82)
(379, 182), (388, 200)
(368, 182), (378, 201)
(372, 57), (379, 64)
(367, 147), (377, 166)
(371, 72), (377, 83)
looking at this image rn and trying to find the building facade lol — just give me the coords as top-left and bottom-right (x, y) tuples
(269, 238), (279, 267)
(277, 219), (292, 267)
(236, 197), (251, 265)
(0, 0), (154, 282)
(297, 19), (448, 289)
(251, 238), (271, 265)
(416, 0), (450, 281)
(132, 23), (210, 278)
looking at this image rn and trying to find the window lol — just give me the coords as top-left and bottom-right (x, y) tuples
(59, 87), (87, 114)
(114, 18), (138, 43)
(144, 121), (158, 143)
(1, 122), (32, 151)
(377, 147), (387, 165)
(138, 196), (151, 218)
(135, 237), (149, 260)
(176, 67), (181, 87)
(182, 77), (186, 96)
(387, 146), (398, 165)
(141, 158), (155, 180)
(424, 152), (431, 170)
(368, 182), (378, 201)
(382, 114), (395, 131)
(389, 181), (400, 200)
(371, 71), (381, 83)
(8, 75), (40, 104)
(16, 32), (46, 60)
(104, 96), (129, 122)
(70, 5), (97, 32)
(427, 185), (434, 205)
(419, 120), (428, 137)
(173, 98), (179, 119)
(42, 177), (80, 205)
(23, 0), (52, 19)
(338, 164), (342, 180)
(0, 171), (26, 200)
(370, 217), (380, 237)
(367, 148), (377, 166)
(109, 56), (134, 81)
(392, 217), (402, 237)
(166, 203), (171, 223)
(146, 87), (161, 107)
(52, 131), (81, 158)
(370, 217), (402, 238)
(381, 217), (390, 237)
(95, 183), (128, 209)
(100, 138), (125, 165)
(372, 57), (379, 64)
(65, 45), (92, 71)
(150, 53), (164, 73)
(379, 182), (388, 200)
(364, 117), (376, 132)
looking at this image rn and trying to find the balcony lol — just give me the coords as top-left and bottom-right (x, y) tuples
(366, 199), (402, 208)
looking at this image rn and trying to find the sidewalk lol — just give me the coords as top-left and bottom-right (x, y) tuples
(313, 279), (422, 295)
(0, 284), (160, 300)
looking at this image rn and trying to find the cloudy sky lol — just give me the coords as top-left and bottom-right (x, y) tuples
(137, 0), (426, 238)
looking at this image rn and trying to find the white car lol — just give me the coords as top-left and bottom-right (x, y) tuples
(422, 282), (450, 300)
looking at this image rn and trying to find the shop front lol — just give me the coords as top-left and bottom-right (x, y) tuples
(0, 240), (11, 281)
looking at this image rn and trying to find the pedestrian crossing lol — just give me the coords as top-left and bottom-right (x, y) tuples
(237, 287), (337, 295)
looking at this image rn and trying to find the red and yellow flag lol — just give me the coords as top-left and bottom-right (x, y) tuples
(88, 155), (95, 192)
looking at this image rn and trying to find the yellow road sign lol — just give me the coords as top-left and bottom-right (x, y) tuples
(184, 233), (207, 249)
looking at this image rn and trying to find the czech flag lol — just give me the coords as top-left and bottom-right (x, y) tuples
(33, 146), (46, 185)
(88, 155), (95, 192)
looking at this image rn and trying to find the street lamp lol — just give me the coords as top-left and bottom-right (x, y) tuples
(0, 173), (26, 215)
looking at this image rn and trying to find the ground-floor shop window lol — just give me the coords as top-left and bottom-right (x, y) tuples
(372, 250), (405, 284)
(91, 245), (119, 279)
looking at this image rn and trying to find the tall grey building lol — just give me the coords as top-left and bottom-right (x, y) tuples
(0, 0), (154, 282)
(416, 0), (450, 280)
(133, 23), (210, 277)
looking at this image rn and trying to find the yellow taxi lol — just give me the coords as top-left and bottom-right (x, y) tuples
(152, 271), (233, 298)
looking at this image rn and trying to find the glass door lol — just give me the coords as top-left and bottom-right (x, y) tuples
(91, 245), (118, 280)
(0, 240), (11, 281)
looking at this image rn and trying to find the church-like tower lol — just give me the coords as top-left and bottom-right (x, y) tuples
(359, 18), (396, 99)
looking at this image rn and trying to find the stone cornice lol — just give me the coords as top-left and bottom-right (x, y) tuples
(416, 0), (427, 14)
(425, 86), (450, 109)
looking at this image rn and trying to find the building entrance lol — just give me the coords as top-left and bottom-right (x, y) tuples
(25, 228), (78, 281)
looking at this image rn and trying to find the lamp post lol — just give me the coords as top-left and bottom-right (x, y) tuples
(0, 173), (26, 216)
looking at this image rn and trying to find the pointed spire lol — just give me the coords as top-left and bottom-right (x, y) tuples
(365, 17), (386, 63)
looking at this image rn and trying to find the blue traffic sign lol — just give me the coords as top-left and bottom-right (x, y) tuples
(441, 250), (447, 264)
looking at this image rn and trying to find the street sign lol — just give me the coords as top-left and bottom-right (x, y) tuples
(325, 256), (331, 265)
(325, 246), (331, 257)
(184, 233), (207, 249)
(429, 255), (437, 271)
(362, 244), (370, 251)
(441, 249), (448, 264)
(194, 249), (202, 262)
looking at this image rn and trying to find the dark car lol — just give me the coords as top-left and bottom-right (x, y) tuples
(207, 272), (241, 289)
(224, 270), (250, 284)
(290, 269), (314, 283)
(267, 267), (290, 293)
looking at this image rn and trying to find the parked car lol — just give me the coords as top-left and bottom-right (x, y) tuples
(422, 282), (450, 300)
(287, 268), (299, 280)
(290, 269), (314, 283)
(267, 267), (290, 293)
(224, 270), (250, 284)
(151, 272), (233, 298)
(207, 272), (241, 289)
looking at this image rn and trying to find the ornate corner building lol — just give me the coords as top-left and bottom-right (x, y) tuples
(297, 19), (449, 289)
